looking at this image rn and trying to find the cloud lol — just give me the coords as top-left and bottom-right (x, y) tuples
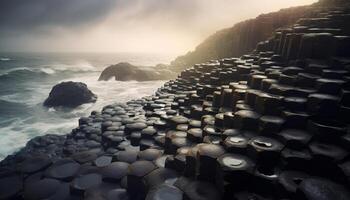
(0, 0), (318, 53)
(0, 0), (115, 33)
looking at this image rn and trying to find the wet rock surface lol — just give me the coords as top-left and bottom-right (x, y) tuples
(98, 62), (176, 81)
(1, 1), (350, 199)
(44, 81), (97, 107)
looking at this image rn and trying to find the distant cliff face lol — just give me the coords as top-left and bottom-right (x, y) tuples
(170, 4), (315, 72)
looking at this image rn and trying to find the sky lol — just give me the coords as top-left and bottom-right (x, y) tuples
(0, 0), (318, 55)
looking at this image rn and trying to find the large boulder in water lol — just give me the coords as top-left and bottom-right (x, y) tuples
(98, 62), (176, 81)
(44, 81), (97, 108)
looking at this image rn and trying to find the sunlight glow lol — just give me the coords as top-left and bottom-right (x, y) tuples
(0, 0), (318, 54)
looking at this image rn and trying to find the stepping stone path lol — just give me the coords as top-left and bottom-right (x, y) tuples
(1, 1), (350, 199)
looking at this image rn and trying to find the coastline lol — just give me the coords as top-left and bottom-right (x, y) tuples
(1, 1), (350, 199)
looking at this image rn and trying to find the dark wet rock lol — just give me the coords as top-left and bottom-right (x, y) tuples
(98, 62), (175, 81)
(165, 154), (186, 173)
(84, 182), (120, 200)
(169, 116), (189, 129)
(138, 149), (163, 161)
(94, 156), (112, 167)
(79, 117), (92, 126)
(234, 191), (271, 200)
(277, 170), (310, 197)
(100, 161), (129, 182)
(24, 171), (43, 187)
(18, 155), (52, 174)
(142, 126), (157, 139)
(128, 160), (157, 177)
(252, 166), (280, 195)
(281, 148), (313, 171)
(140, 139), (161, 151)
(259, 115), (285, 135)
(114, 151), (138, 164)
(309, 142), (347, 162)
(0, 175), (22, 200)
(234, 110), (261, 131)
(72, 150), (99, 164)
(297, 178), (350, 200)
(223, 136), (249, 154)
(145, 168), (178, 189)
(23, 178), (61, 200)
(130, 132), (142, 146)
(247, 136), (284, 168)
(255, 93), (283, 115)
(169, 137), (192, 155)
(216, 153), (255, 192)
(277, 129), (312, 150)
(107, 188), (129, 200)
(44, 81), (97, 107)
(223, 112), (235, 128)
(85, 140), (101, 149)
(187, 128), (203, 143)
(307, 93), (340, 117)
(127, 160), (157, 199)
(146, 184), (183, 200)
(183, 181), (221, 200)
(71, 173), (102, 195)
(45, 159), (80, 181)
(125, 122), (148, 135)
(120, 176), (128, 189)
(197, 144), (225, 181)
(222, 129), (240, 139)
(282, 110), (309, 129)
(50, 182), (71, 200)
(307, 118), (347, 140)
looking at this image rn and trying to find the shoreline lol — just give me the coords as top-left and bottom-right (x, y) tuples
(1, 1), (350, 199)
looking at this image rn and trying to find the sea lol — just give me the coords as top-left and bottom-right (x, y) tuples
(0, 52), (174, 160)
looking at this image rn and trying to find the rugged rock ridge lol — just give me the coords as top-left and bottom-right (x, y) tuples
(170, 0), (350, 72)
(1, 1), (350, 200)
(98, 62), (176, 81)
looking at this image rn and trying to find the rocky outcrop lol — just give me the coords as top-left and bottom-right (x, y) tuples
(1, 0), (350, 200)
(170, 3), (316, 72)
(44, 81), (97, 107)
(98, 62), (176, 81)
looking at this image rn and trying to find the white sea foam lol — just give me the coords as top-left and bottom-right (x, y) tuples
(40, 68), (56, 74)
(39, 61), (98, 73)
(0, 53), (173, 161)
(0, 67), (32, 76)
(0, 57), (11, 61)
(0, 71), (165, 160)
(63, 72), (165, 112)
(0, 117), (78, 160)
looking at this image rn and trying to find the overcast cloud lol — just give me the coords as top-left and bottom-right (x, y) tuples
(0, 0), (317, 54)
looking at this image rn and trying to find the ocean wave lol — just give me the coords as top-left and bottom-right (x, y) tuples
(0, 116), (77, 160)
(0, 57), (11, 61)
(0, 68), (50, 81)
(0, 67), (96, 83)
(39, 61), (98, 74)
(0, 61), (98, 78)
(0, 99), (30, 118)
(0, 79), (165, 160)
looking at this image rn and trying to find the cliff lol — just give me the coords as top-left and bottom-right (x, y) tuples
(170, 3), (316, 72)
